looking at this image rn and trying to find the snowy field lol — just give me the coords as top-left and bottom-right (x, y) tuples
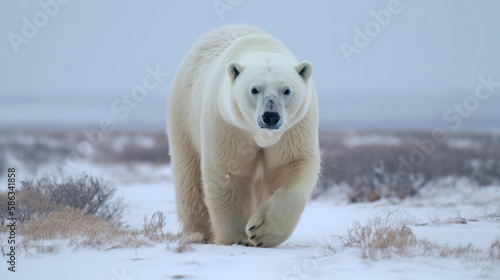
(0, 131), (499, 280)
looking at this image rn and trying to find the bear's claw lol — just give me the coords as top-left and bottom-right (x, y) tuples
(248, 225), (256, 231)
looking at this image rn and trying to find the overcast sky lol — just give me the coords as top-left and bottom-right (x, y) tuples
(1, 0), (499, 130)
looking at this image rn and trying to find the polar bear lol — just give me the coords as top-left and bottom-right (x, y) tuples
(167, 25), (320, 247)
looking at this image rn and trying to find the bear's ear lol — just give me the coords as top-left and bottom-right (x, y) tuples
(295, 61), (313, 82)
(227, 61), (244, 82)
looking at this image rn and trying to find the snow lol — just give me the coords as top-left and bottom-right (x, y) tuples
(1, 163), (499, 280)
(446, 138), (483, 150)
(342, 133), (402, 148)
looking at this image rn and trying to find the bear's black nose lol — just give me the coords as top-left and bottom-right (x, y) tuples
(262, 112), (281, 126)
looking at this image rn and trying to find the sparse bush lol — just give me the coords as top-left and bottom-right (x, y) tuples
(19, 206), (122, 249)
(0, 131), (70, 174)
(5, 209), (201, 255)
(418, 240), (481, 258)
(318, 130), (500, 202)
(0, 131), (170, 177)
(0, 185), (62, 227)
(140, 211), (176, 242)
(94, 131), (169, 163)
(0, 173), (124, 226)
(0, 191), (202, 255)
(139, 211), (204, 253)
(172, 232), (204, 253)
(318, 141), (431, 202)
(325, 210), (497, 261)
(335, 211), (417, 259)
(13, 185), (63, 223)
(20, 173), (125, 222)
(490, 239), (500, 260)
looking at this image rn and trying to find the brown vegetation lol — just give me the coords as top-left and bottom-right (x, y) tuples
(0, 174), (201, 255)
(325, 210), (498, 261)
(0, 131), (170, 176)
(2, 130), (498, 203)
(317, 130), (500, 202)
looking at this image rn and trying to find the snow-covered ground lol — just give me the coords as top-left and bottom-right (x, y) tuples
(1, 162), (499, 280)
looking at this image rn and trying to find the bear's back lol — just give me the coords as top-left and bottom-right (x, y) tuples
(191, 25), (267, 64)
(181, 26), (267, 85)
(169, 25), (267, 114)
(168, 26), (267, 153)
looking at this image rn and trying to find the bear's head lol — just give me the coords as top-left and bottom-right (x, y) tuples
(224, 53), (313, 147)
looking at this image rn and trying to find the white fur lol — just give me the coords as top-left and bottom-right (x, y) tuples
(167, 25), (320, 247)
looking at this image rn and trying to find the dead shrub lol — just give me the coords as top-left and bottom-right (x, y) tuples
(173, 232), (204, 253)
(326, 210), (497, 262)
(18, 206), (122, 249)
(0, 172), (200, 255)
(0, 185), (62, 226)
(318, 130), (500, 202)
(0, 131), (170, 177)
(94, 131), (169, 164)
(419, 240), (481, 258)
(11, 209), (200, 255)
(0, 131), (69, 174)
(140, 211), (177, 242)
(139, 211), (204, 252)
(1, 173), (124, 227)
(490, 239), (500, 260)
(20, 173), (125, 222)
(336, 211), (417, 259)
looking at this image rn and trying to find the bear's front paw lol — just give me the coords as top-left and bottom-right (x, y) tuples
(245, 208), (293, 248)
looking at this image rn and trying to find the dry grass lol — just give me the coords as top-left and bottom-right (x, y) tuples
(0, 185), (62, 226)
(1, 173), (124, 226)
(139, 211), (204, 253)
(326, 210), (499, 262)
(94, 131), (169, 164)
(2, 209), (202, 255)
(168, 232), (205, 253)
(333, 211), (417, 259)
(0, 174), (200, 255)
(0, 131), (170, 175)
(490, 239), (500, 260)
(140, 211), (171, 242)
(484, 204), (500, 220)
(18, 206), (126, 252)
(3, 130), (498, 203)
(430, 213), (468, 225)
(418, 239), (482, 258)
(21, 173), (125, 222)
(317, 130), (500, 202)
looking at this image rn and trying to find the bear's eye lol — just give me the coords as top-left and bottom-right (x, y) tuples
(251, 88), (259, 94)
(283, 89), (291, 95)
